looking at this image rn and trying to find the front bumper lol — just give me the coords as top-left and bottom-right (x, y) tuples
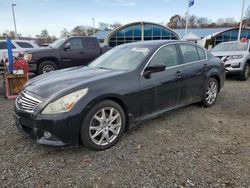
(13, 108), (82, 147)
(224, 60), (243, 74)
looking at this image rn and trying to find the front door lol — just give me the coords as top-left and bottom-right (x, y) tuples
(139, 44), (182, 116)
(60, 38), (86, 68)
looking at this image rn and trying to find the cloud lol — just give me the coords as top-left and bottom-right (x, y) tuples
(100, 0), (138, 6)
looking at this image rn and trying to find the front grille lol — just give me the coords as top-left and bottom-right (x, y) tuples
(15, 92), (42, 113)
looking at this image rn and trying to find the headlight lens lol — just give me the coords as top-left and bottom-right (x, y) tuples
(24, 53), (32, 61)
(227, 55), (243, 60)
(42, 88), (88, 114)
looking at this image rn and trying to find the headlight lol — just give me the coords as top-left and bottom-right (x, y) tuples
(227, 55), (244, 60)
(24, 53), (32, 61)
(42, 88), (88, 114)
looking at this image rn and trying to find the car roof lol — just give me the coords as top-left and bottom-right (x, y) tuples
(118, 40), (199, 49)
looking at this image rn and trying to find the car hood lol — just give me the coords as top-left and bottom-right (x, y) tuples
(24, 66), (126, 98)
(211, 51), (247, 57)
(24, 47), (52, 53)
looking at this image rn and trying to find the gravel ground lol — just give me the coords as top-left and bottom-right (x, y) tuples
(0, 76), (250, 188)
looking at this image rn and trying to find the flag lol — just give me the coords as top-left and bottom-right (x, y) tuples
(189, 0), (194, 7)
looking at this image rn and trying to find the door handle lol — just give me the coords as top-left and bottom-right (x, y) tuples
(175, 71), (182, 78)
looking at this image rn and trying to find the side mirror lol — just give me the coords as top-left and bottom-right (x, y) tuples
(64, 43), (70, 51)
(143, 64), (166, 78)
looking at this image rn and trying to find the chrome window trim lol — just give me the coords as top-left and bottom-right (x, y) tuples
(141, 42), (208, 75)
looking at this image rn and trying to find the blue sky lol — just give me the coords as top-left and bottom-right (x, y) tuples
(0, 0), (249, 37)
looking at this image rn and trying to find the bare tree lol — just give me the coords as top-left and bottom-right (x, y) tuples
(244, 5), (250, 26)
(71, 26), (87, 36)
(60, 28), (70, 37)
(110, 22), (122, 30)
(98, 22), (110, 30)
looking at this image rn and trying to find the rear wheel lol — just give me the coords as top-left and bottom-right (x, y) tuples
(80, 100), (126, 151)
(200, 77), (219, 107)
(239, 64), (250, 81)
(38, 61), (57, 74)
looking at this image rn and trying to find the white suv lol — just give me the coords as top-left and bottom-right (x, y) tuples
(211, 41), (250, 80)
(0, 39), (39, 63)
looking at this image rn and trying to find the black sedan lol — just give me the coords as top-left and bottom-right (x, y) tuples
(14, 40), (225, 150)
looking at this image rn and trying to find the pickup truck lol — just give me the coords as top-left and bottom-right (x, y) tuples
(211, 41), (250, 80)
(23, 36), (111, 74)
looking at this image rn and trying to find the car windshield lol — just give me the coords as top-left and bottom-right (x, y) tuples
(88, 44), (151, 71)
(50, 37), (66, 48)
(211, 42), (248, 52)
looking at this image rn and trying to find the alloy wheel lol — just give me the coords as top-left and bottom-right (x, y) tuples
(206, 80), (218, 105)
(42, 64), (55, 73)
(89, 107), (122, 146)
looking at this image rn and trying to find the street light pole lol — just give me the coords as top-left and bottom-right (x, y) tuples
(12, 4), (18, 39)
(92, 18), (95, 37)
(238, 0), (245, 41)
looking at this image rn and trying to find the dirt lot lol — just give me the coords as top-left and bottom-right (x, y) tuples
(0, 76), (250, 188)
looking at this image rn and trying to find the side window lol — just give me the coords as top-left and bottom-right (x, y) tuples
(150, 45), (179, 68)
(85, 38), (97, 49)
(179, 44), (200, 63)
(197, 47), (206, 60)
(0, 42), (16, 49)
(16, 42), (34, 48)
(67, 38), (84, 50)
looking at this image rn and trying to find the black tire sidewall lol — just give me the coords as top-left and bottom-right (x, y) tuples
(201, 78), (219, 108)
(38, 61), (57, 74)
(240, 64), (249, 81)
(80, 100), (126, 151)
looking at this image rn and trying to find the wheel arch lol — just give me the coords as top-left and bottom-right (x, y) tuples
(209, 74), (221, 92)
(82, 94), (131, 131)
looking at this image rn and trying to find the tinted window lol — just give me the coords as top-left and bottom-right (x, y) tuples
(0, 42), (16, 49)
(16, 42), (34, 48)
(197, 47), (206, 60)
(85, 38), (97, 49)
(150, 45), (179, 67)
(68, 39), (83, 49)
(179, 44), (200, 63)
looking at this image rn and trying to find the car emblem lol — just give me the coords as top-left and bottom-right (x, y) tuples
(17, 98), (23, 104)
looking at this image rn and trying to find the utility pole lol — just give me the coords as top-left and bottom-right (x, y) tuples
(92, 18), (95, 37)
(12, 4), (18, 39)
(238, 0), (245, 41)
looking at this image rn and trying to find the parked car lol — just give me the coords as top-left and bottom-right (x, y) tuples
(211, 41), (250, 80)
(13, 40), (225, 151)
(0, 39), (39, 63)
(23, 36), (112, 74)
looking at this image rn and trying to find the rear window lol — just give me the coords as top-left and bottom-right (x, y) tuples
(85, 38), (97, 49)
(0, 42), (16, 49)
(179, 44), (200, 63)
(16, 42), (34, 48)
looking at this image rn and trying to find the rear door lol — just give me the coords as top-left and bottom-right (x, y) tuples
(177, 43), (207, 103)
(139, 44), (182, 115)
(60, 38), (85, 68)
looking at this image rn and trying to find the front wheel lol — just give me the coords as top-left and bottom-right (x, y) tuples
(200, 78), (219, 107)
(239, 64), (250, 81)
(80, 100), (126, 151)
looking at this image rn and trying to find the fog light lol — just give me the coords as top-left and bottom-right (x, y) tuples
(44, 131), (52, 139)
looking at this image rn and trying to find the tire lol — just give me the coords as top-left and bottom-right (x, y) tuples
(80, 100), (126, 151)
(200, 77), (219, 108)
(38, 60), (57, 74)
(239, 64), (250, 81)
